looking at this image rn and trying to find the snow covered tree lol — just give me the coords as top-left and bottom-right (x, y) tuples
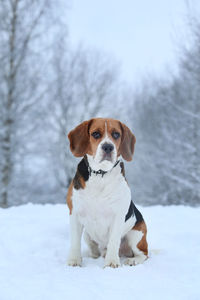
(45, 34), (121, 192)
(0, 0), (52, 207)
(129, 25), (200, 206)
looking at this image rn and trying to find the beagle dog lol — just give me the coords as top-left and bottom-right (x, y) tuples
(67, 118), (148, 268)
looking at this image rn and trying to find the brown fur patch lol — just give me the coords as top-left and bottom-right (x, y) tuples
(68, 119), (93, 157)
(119, 122), (136, 161)
(106, 119), (122, 154)
(132, 221), (148, 256)
(66, 181), (73, 215)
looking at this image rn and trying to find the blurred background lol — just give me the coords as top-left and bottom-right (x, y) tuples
(0, 0), (199, 207)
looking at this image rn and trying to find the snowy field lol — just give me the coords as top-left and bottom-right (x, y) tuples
(0, 204), (200, 300)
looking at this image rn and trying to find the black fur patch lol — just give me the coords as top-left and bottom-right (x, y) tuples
(125, 200), (134, 222)
(78, 156), (90, 181)
(133, 203), (144, 223)
(125, 201), (144, 223)
(73, 157), (89, 190)
(120, 161), (125, 177)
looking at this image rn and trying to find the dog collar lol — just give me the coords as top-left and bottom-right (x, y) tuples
(85, 158), (120, 178)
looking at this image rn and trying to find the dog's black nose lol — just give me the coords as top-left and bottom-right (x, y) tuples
(102, 143), (114, 154)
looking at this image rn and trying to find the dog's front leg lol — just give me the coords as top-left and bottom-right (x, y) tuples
(104, 216), (123, 268)
(67, 213), (83, 267)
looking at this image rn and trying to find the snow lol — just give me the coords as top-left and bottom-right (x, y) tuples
(0, 204), (200, 300)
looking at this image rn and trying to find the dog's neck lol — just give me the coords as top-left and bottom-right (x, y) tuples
(84, 155), (120, 178)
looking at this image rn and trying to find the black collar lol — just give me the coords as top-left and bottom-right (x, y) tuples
(84, 157), (120, 178)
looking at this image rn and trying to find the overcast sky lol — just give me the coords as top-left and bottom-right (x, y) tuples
(67, 0), (200, 82)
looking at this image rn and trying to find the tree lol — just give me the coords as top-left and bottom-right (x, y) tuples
(0, 0), (52, 207)
(129, 63), (200, 206)
(46, 35), (121, 192)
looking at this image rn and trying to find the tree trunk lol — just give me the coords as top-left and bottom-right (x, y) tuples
(0, 1), (16, 207)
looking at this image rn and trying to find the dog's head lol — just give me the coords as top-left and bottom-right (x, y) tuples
(68, 118), (136, 171)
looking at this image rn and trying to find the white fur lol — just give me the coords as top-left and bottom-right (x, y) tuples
(67, 213), (83, 266)
(84, 231), (100, 258)
(124, 229), (147, 266)
(67, 127), (146, 268)
(67, 160), (138, 268)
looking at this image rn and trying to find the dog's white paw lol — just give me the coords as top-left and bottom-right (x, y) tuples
(124, 255), (147, 266)
(104, 256), (121, 268)
(67, 256), (82, 267)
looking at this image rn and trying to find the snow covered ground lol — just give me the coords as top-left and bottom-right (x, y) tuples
(0, 204), (200, 300)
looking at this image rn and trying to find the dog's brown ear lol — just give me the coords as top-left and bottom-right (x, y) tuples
(119, 122), (136, 161)
(68, 119), (93, 157)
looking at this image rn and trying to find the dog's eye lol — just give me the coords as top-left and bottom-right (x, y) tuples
(112, 132), (120, 139)
(91, 131), (101, 139)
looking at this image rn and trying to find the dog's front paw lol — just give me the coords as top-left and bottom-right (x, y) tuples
(104, 256), (120, 268)
(67, 256), (82, 267)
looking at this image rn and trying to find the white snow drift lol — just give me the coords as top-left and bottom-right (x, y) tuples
(0, 204), (200, 300)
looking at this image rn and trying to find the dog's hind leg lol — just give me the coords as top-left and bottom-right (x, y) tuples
(124, 221), (148, 266)
(84, 231), (101, 258)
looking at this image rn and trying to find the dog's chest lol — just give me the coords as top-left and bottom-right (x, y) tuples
(73, 167), (131, 246)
